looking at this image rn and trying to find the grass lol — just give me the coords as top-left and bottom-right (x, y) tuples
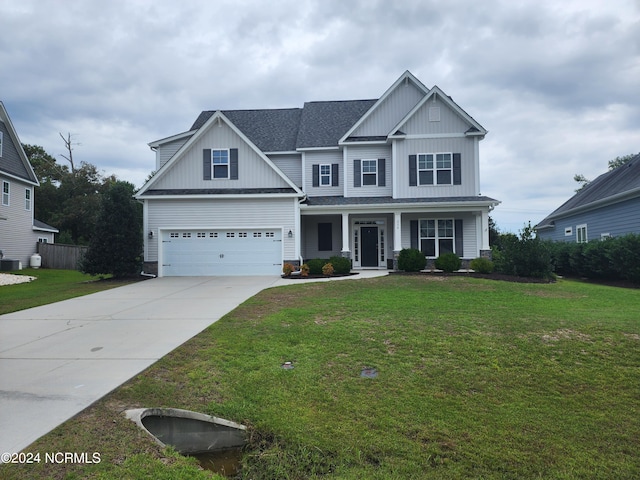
(2, 275), (640, 479)
(0, 268), (139, 315)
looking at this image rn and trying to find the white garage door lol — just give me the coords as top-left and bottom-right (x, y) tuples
(161, 229), (282, 276)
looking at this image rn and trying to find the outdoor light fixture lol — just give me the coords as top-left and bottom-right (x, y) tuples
(148, 231), (153, 238)
(288, 230), (293, 238)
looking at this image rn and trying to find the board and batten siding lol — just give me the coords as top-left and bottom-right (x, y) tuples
(304, 150), (343, 197)
(537, 197), (640, 242)
(401, 212), (478, 259)
(394, 137), (477, 199)
(351, 82), (424, 138)
(145, 197), (297, 261)
(270, 154), (302, 187)
(0, 176), (37, 266)
(345, 145), (392, 197)
(156, 136), (190, 170)
(301, 215), (343, 259)
(401, 97), (472, 136)
(152, 122), (291, 190)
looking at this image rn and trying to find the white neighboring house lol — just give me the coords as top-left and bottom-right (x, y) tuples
(136, 71), (500, 277)
(0, 101), (58, 268)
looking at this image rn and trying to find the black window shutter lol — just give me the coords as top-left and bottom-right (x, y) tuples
(455, 219), (463, 256)
(312, 164), (320, 187)
(378, 158), (386, 186)
(409, 155), (417, 186)
(203, 149), (212, 180)
(410, 220), (418, 249)
(318, 223), (332, 251)
(332, 164), (339, 186)
(453, 153), (461, 185)
(230, 148), (239, 180)
(354, 159), (361, 187)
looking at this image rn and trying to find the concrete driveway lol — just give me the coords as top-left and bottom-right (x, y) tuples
(0, 276), (284, 456)
(0, 271), (388, 457)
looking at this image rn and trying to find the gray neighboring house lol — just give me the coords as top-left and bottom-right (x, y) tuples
(136, 71), (500, 277)
(536, 154), (640, 242)
(0, 101), (58, 268)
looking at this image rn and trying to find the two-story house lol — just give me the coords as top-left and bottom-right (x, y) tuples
(1, 101), (57, 269)
(135, 71), (499, 276)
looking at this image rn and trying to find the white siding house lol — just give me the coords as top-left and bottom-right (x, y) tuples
(136, 71), (499, 276)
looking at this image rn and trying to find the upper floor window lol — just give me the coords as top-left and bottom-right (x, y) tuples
(418, 153), (452, 185)
(2, 181), (9, 206)
(312, 163), (339, 187)
(362, 159), (378, 186)
(320, 165), (332, 186)
(25, 188), (31, 211)
(212, 149), (229, 179)
(576, 224), (588, 243)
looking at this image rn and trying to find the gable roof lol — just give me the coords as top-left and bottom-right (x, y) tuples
(0, 101), (39, 185)
(536, 154), (640, 229)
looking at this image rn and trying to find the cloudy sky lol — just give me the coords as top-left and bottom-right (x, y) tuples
(1, 0), (639, 233)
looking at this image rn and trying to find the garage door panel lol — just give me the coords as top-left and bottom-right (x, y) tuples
(161, 229), (282, 276)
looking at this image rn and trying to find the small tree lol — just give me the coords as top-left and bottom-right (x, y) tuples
(81, 181), (142, 277)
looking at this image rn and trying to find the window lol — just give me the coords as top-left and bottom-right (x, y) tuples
(418, 153), (452, 185)
(564, 227), (573, 237)
(576, 224), (587, 243)
(320, 164), (332, 186)
(419, 219), (454, 257)
(38, 237), (48, 243)
(25, 188), (31, 210)
(212, 149), (229, 179)
(362, 159), (377, 186)
(318, 223), (332, 251)
(2, 181), (8, 206)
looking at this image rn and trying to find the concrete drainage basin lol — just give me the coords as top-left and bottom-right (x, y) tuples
(125, 408), (246, 475)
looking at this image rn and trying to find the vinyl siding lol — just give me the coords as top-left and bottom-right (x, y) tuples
(270, 154), (302, 187)
(152, 121), (291, 190)
(0, 176), (37, 266)
(537, 197), (640, 242)
(402, 212), (478, 258)
(301, 215), (343, 259)
(395, 137), (477, 198)
(401, 97), (471, 135)
(345, 145), (392, 197)
(351, 82), (424, 137)
(304, 150), (343, 196)
(156, 136), (190, 170)
(145, 197), (297, 261)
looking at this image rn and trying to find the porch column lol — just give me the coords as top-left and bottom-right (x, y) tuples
(480, 209), (490, 252)
(393, 211), (402, 269)
(341, 213), (351, 258)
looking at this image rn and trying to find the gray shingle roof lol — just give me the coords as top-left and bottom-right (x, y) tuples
(33, 219), (59, 231)
(537, 154), (640, 228)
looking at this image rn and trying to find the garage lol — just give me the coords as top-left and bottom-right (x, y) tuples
(160, 229), (283, 276)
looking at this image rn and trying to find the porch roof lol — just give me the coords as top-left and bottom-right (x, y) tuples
(302, 195), (499, 207)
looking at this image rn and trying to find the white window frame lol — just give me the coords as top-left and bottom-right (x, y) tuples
(576, 224), (588, 243)
(25, 187), (32, 211)
(564, 227), (573, 237)
(2, 181), (9, 206)
(361, 159), (377, 186)
(419, 218), (455, 257)
(38, 237), (48, 243)
(319, 164), (332, 186)
(418, 152), (453, 185)
(212, 149), (230, 179)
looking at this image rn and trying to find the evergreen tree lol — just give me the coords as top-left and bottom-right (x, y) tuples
(80, 181), (142, 277)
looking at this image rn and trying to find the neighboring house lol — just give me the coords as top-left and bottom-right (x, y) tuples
(0, 101), (58, 268)
(536, 154), (640, 243)
(136, 71), (500, 276)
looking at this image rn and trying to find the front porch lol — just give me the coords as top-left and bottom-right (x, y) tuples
(299, 208), (492, 270)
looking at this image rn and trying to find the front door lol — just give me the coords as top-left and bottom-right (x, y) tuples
(361, 226), (378, 267)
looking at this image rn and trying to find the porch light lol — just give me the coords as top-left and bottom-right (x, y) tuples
(288, 230), (293, 238)
(148, 231), (153, 238)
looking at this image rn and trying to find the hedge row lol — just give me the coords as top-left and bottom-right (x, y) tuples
(305, 256), (352, 275)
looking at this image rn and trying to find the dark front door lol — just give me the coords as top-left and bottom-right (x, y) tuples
(361, 227), (378, 267)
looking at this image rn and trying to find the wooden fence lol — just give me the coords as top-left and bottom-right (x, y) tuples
(37, 243), (88, 270)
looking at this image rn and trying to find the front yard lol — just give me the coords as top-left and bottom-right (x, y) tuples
(2, 275), (639, 479)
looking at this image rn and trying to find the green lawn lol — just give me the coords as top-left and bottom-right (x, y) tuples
(0, 268), (138, 315)
(2, 275), (639, 479)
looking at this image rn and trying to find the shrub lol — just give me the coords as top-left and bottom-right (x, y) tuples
(329, 256), (352, 274)
(322, 263), (334, 276)
(435, 252), (462, 273)
(470, 257), (494, 274)
(493, 223), (553, 279)
(300, 264), (309, 277)
(397, 248), (426, 272)
(282, 263), (296, 277)
(306, 258), (327, 275)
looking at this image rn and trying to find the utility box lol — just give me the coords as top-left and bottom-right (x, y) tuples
(0, 259), (20, 271)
